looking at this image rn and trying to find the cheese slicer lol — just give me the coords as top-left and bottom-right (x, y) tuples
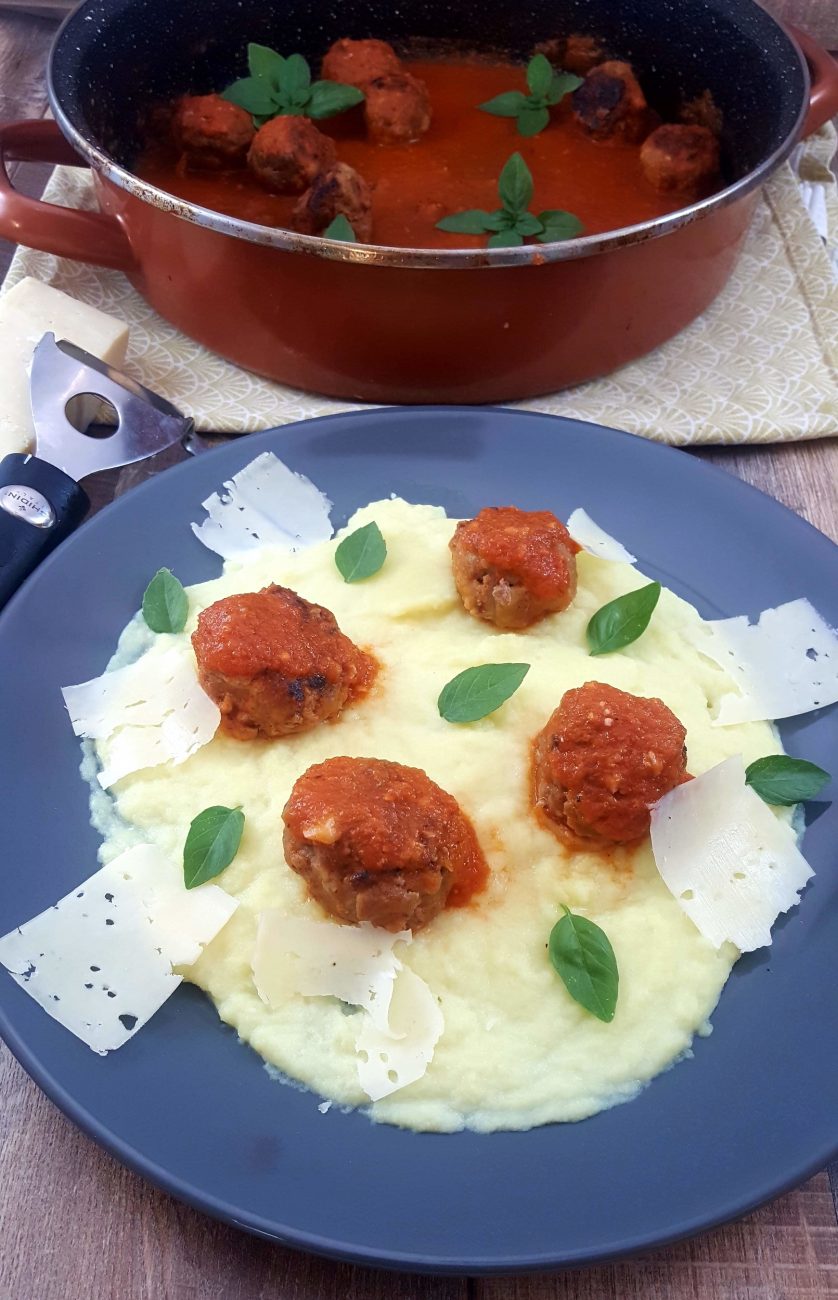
(0, 332), (194, 612)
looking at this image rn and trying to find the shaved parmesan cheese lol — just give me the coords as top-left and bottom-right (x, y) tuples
(252, 914), (410, 1034)
(650, 756), (813, 952)
(567, 509), (636, 564)
(62, 647), (220, 788)
(191, 451), (333, 559)
(252, 913), (444, 1100)
(356, 966), (444, 1102)
(686, 598), (838, 725)
(0, 844), (237, 1053)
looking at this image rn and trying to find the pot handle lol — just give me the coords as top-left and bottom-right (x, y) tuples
(0, 119), (135, 272)
(790, 26), (838, 137)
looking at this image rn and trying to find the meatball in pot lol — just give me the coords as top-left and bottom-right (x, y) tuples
(293, 162), (373, 241)
(364, 72), (432, 145)
(572, 61), (655, 143)
(450, 506), (579, 630)
(248, 116), (337, 194)
(282, 756), (488, 932)
(173, 94), (255, 168)
(533, 681), (689, 850)
(321, 37), (402, 90)
(640, 124), (720, 196)
(192, 584), (376, 740)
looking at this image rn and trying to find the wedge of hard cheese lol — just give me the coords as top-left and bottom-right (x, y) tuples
(0, 278), (130, 456)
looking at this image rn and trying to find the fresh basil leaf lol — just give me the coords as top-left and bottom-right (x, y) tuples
(280, 51), (311, 99)
(484, 209), (513, 231)
(479, 90), (530, 117)
(323, 213), (356, 241)
(488, 229), (524, 247)
(526, 53), (554, 99)
(183, 805), (245, 889)
(335, 520), (387, 582)
(438, 663), (530, 723)
(513, 211), (544, 236)
(247, 43), (286, 87)
(586, 581), (661, 655)
(546, 71), (583, 105)
(536, 209), (584, 242)
(498, 152), (533, 216)
(142, 567), (188, 634)
(436, 209), (495, 234)
(549, 905), (618, 1023)
(745, 755), (830, 806)
(517, 105), (550, 136)
(222, 77), (279, 117)
(307, 79), (365, 119)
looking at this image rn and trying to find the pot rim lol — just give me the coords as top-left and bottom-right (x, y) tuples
(46, 10), (811, 270)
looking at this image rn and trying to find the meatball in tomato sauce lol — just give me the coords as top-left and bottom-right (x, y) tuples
(192, 585), (376, 741)
(293, 162), (373, 240)
(364, 72), (431, 145)
(248, 116), (337, 194)
(572, 61), (654, 143)
(173, 94), (255, 168)
(640, 124), (720, 196)
(533, 682), (688, 850)
(321, 37), (402, 89)
(282, 757), (488, 932)
(450, 507), (579, 630)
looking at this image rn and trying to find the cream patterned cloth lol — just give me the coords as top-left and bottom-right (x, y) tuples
(4, 125), (838, 445)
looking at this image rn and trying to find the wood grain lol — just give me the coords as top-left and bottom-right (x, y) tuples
(1, 4), (838, 1298)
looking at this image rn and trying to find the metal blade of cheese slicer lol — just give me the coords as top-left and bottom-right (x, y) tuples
(0, 332), (193, 611)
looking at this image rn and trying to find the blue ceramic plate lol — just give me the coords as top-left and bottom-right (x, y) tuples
(0, 408), (836, 1274)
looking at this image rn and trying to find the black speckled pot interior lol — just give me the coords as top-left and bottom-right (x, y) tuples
(51, 0), (806, 185)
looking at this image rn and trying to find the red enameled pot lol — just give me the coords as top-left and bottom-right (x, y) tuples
(0, 0), (837, 404)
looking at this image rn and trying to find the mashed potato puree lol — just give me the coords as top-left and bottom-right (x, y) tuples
(95, 498), (781, 1132)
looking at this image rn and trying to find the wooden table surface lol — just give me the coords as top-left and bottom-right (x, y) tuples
(1, 5), (837, 1298)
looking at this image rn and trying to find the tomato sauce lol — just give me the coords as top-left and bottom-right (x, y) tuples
(136, 57), (686, 249)
(191, 584), (377, 693)
(283, 756), (489, 905)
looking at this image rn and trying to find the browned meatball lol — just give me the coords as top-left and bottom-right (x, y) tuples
(247, 116), (337, 194)
(679, 89), (723, 136)
(321, 37), (401, 89)
(364, 72), (431, 145)
(532, 682), (689, 850)
(191, 584), (377, 740)
(173, 94), (255, 168)
(292, 162), (373, 241)
(640, 124), (720, 196)
(449, 507), (579, 631)
(282, 757), (488, 931)
(572, 61), (655, 143)
(535, 34), (605, 75)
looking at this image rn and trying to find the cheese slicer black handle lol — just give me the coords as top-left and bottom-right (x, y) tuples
(0, 453), (89, 612)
